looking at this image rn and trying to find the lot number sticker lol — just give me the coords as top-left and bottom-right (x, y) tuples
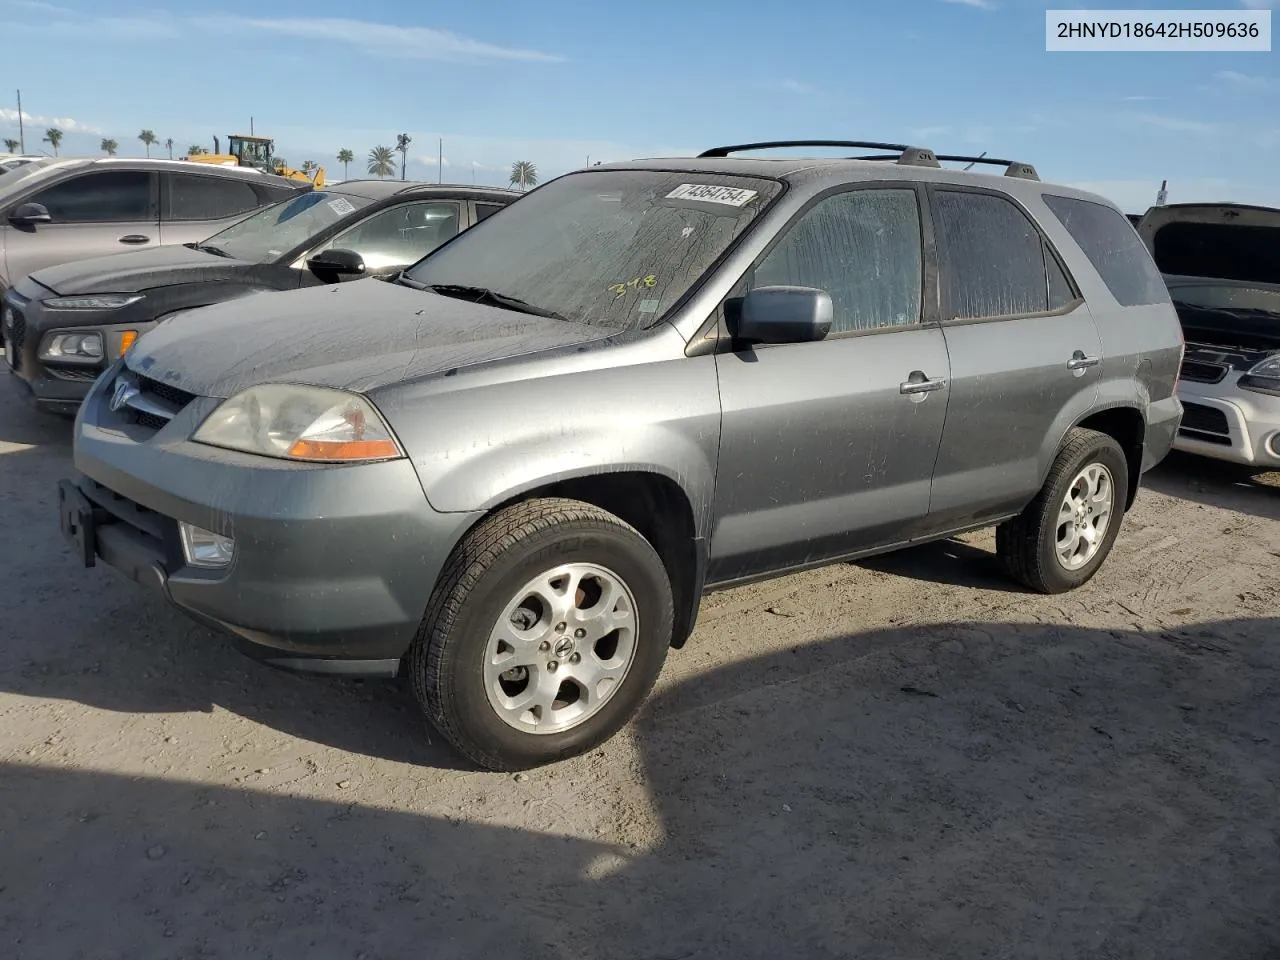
(666, 183), (758, 207)
(327, 197), (356, 216)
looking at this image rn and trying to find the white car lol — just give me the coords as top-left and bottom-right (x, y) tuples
(0, 154), (41, 172)
(1137, 203), (1280, 469)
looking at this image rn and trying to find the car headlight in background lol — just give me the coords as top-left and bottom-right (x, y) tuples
(192, 384), (402, 463)
(38, 331), (104, 362)
(1239, 354), (1280, 395)
(42, 294), (143, 310)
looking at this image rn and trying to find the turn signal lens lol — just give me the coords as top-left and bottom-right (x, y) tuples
(118, 329), (138, 355)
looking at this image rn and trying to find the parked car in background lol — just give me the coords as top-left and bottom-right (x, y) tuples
(60, 140), (1183, 770)
(0, 154), (41, 173)
(0, 157), (309, 349)
(1137, 203), (1280, 468)
(4, 181), (518, 413)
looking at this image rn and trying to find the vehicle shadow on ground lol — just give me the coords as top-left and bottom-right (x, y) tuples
(855, 537), (1023, 592)
(1142, 452), (1280, 521)
(3, 616), (1277, 960)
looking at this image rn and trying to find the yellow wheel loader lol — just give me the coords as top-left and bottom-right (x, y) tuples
(186, 134), (325, 188)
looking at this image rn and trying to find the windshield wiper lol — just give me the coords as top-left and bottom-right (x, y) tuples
(194, 242), (232, 259)
(423, 283), (568, 321)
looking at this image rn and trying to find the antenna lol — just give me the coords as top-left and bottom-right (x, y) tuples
(963, 151), (987, 171)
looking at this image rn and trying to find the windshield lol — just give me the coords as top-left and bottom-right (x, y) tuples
(1168, 281), (1280, 318)
(200, 190), (373, 262)
(405, 169), (781, 329)
(0, 157), (63, 197)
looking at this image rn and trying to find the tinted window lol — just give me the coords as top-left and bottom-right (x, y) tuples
(475, 202), (504, 221)
(1047, 244), (1076, 309)
(318, 201), (461, 270)
(1043, 194), (1168, 306)
(30, 171), (152, 222)
(166, 173), (261, 221)
(752, 188), (923, 333)
(934, 190), (1048, 320)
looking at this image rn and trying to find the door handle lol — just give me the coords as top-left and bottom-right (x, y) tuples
(1066, 352), (1099, 371)
(900, 374), (947, 395)
(118, 234), (150, 245)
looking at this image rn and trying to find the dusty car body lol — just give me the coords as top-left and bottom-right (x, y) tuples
(61, 141), (1184, 769)
(1138, 203), (1280, 467)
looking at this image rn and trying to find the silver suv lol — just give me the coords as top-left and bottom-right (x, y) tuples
(0, 157), (306, 309)
(61, 140), (1185, 770)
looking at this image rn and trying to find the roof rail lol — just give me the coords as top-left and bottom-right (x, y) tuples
(932, 154), (1040, 181)
(698, 140), (941, 168)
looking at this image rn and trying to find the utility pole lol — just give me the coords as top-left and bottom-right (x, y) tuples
(438, 138), (442, 183)
(16, 89), (24, 153)
(1156, 179), (1168, 206)
(250, 116), (254, 136)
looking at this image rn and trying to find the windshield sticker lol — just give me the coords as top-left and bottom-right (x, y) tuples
(610, 275), (658, 298)
(665, 183), (758, 207)
(638, 300), (660, 313)
(327, 197), (356, 216)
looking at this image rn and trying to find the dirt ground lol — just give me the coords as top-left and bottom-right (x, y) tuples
(1, 365), (1278, 960)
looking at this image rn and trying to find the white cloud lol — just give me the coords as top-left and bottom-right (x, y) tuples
(1119, 95), (1165, 102)
(199, 16), (565, 63)
(1239, 1), (1275, 9)
(773, 78), (817, 94)
(0, 107), (102, 136)
(941, 0), (996, 9)
(1132, 112), (1218, 135)
(1215, 69), (1274, 90)
(2, 0), (71, 13)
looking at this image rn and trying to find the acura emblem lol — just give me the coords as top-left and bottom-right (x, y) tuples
(109, 377), (140, 412)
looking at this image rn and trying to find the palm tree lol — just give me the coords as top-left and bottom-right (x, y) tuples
(164, 137), (174, 160)
(395, 133), (412, 180)
(337, 148), (353, 179)
(367, 145), (396, 178)
(186, 145), (208, 156)
(100, 138), (118, 156)
(3, 138), (19, 153)
(510, 160), (538, 191)
(43, 127), (63, 156)
(138, 129), (157, 157)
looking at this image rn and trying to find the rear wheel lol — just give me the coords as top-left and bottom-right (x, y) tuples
(410, 498), (674, 771)
(996, 428), (1129, 594)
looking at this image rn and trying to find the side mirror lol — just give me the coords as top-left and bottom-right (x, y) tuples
(306, 247), (366, 283)
(733, 285), (833, 344)
(9, 202), (52, 227)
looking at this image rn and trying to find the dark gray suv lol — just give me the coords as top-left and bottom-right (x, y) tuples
(60, 140), (1185, 770)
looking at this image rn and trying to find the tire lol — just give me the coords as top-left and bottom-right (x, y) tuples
(410, 497), (674, 771)
(996, 428), (1129, 595)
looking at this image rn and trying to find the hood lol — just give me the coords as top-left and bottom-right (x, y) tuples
(28, 244), (254, 297)
(1137, 203), (1280, 287)
(127, 277), (612, 399)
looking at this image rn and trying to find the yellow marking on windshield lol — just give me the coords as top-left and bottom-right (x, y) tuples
(610, 275), (657, 298)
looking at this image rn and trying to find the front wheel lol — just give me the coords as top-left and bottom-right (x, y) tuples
(996, 427), (1130, 594)
(410, 498), (674, 771)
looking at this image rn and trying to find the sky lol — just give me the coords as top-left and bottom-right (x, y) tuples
(0, 0), (1276, 212)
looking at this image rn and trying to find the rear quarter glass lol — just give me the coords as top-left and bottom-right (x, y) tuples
(1041, 194), (1169, 307)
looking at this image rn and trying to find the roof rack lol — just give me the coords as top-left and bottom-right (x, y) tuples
(931, 155), (1040, 181)
(697, 140), (941, 168)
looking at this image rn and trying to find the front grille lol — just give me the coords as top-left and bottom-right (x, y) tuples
(48, 366), (103, 382)
(1179, 359), (1228, 385)
(137, 374), (197, 410)
(134, 411), (169, 431)
(1179, 401), (1232, 446)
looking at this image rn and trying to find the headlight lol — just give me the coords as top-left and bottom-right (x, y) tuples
(42, 294), (143, 311)
(1239, 354), (1280, 395)
(192, 384), (402, 462)
(39, 331), (104, 362)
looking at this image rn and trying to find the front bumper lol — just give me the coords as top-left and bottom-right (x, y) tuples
(1173, 379), (1280, 468)
(65, 370), (483, 675)
(3, 286), (155, 413)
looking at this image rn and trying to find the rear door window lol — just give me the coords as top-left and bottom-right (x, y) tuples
(475, 202), (504, 222)
(29, 170), (155, 222)
(1042, 194), (1168, 306)
(165, 173), (262, 221)
(932, 190), (1049, 320)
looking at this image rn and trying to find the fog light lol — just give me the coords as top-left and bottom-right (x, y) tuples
(1267, 433), (1280, 460)
(179, 522), (235, 568)
(39, 331), (104, 362)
